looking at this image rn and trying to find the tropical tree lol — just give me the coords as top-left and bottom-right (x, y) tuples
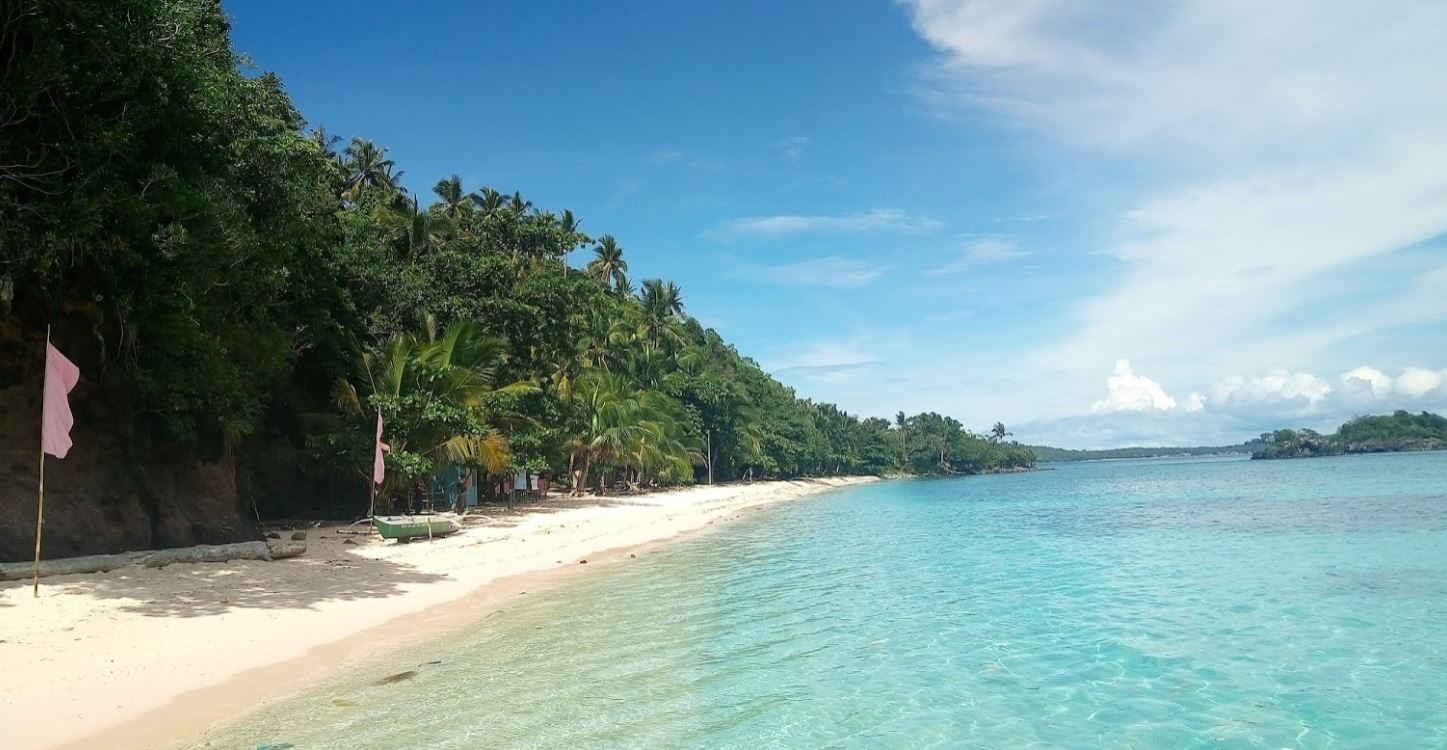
(335, 316), (533, 512)
(341, 137), (401, 201)
(990, 422), (1011, 442)
(640, 278), (684, 348)
(432, 174), (473, 222)
(587, 235), (629, 291)
(895, 411), (909, 469)
(391, 196), (455, 259)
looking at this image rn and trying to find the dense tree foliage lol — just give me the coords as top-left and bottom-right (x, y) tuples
(0, 0), (1033, 520)
(1255, 411), (1447, 459)
(1029, 443), (1260, 462)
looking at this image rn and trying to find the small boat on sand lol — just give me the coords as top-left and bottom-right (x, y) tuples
(371, 515), (461, 542)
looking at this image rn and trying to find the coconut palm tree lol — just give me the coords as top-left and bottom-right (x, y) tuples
(587, 235), (629, 291)
(392, 196), (454, 259)
(990, 422), (1011, 442)
(335, 316), (534, 513)
(640, 278), (684, 348)
(340, 137), (401, 201)
(476, 187), (507, 215)
(895, 411), (909, 469)
(508, 190), (532, 218)
(569, 372), (696, 494)
(432, 174), (472, 222)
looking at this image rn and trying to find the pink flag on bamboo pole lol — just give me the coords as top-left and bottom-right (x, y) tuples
(373, 412), (389, 484)
(42, 342), (81, 459)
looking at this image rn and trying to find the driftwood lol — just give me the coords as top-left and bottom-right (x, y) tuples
(266, 541), (306, 560)
(1, 539), (307, 581)
(0, 552), (141, 581)
(141, 541), (272, 568)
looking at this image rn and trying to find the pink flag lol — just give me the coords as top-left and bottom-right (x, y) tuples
(42, 342), (81, 459)
(373, 412), (389, 484)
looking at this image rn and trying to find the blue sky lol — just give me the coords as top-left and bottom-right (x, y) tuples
(226, 0), (1447, 448)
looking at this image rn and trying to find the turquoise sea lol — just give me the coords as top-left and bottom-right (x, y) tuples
(202, 453), (1447, 749)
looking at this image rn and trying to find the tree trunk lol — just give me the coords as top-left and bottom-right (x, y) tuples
(576, 456), (591, 497)
(706, 429), (714, 484)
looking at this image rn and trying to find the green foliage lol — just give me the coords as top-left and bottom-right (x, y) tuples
(1029, 443), (1259, 462)
(2, 1), (1033, 519)
(1254, 411), (1447, 459)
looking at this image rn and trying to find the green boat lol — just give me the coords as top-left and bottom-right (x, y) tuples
(371, 515), (461, 542)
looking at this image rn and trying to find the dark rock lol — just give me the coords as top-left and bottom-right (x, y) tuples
(290, 531), (306, 541)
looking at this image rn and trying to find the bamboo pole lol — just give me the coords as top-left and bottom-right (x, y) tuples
(33, 440), (45, 597)
(33, 325), (50, 597)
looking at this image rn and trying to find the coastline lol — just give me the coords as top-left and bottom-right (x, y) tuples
(0, 476), (876, 750)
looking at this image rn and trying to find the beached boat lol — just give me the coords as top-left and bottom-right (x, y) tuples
(371, 515), (461, 541)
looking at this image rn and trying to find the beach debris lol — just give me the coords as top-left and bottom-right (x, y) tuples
(579, 559), (588, 564)
(290, 531), (307, 541)
(373, 670), (418, 685)
(265, 542), (307, 560)
(256, 743), (295, 750)
(0, 541), (308, 581)
(265, 532), (281, 540)
(331, 698), (359, 708)
(630, 554), (636, 558)
(343, 539), (358, 546)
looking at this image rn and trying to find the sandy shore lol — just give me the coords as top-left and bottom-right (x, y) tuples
(0, 477), (874, 750)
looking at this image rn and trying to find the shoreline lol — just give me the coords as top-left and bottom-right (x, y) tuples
(1, 476), (876, 750)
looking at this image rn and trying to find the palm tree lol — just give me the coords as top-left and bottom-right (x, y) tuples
(476, 187), (507, 215)
(340, 137), (401, 201)
(310, 126), (341, 157)
(569, 372), (695, 494)
(508, 190), (532, 218)
(392, 196), (454, 259)
(587, 235), (629, 291)
(990, 422), (1011, 442)
(640, 279), (684, 348)
(895, 411), (909, 469)
(335, 316), (533, 513)
(432, 174), (472, 222)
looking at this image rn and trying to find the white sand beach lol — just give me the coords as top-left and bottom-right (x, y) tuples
(0, 477), (875, 750)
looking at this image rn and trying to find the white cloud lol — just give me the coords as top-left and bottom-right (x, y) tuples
(705, 208), (943, 239)
(900, 0), (1447, 159)
(899, 0), (1447, 411)
(1397, 367), (1447, 399)
(1016, 362), (1447, 448)
(648, 149), (685, 163)
(1340, 365), (1394, 400)
(739, 256), (885, 289)
(1209, 369), (1332, 409)
(768, 339), (881, 380)
(1091, 359), (1178, 413)
(924, 238), (1027, 276)
(778, 135), (810, 160)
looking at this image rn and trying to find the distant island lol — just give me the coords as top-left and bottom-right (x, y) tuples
(1028, 443), (1259, 462)
(1253, 410), (1447, 459)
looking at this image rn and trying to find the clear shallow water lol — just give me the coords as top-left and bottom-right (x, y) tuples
(200, 453), (1447, 749)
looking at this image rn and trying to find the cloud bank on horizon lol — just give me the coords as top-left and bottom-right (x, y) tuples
(1057, 358), (1447, 448)
(750, 0), (1447, 448)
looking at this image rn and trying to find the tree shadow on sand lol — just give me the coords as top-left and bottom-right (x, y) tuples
(14, 542), (449, 618)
